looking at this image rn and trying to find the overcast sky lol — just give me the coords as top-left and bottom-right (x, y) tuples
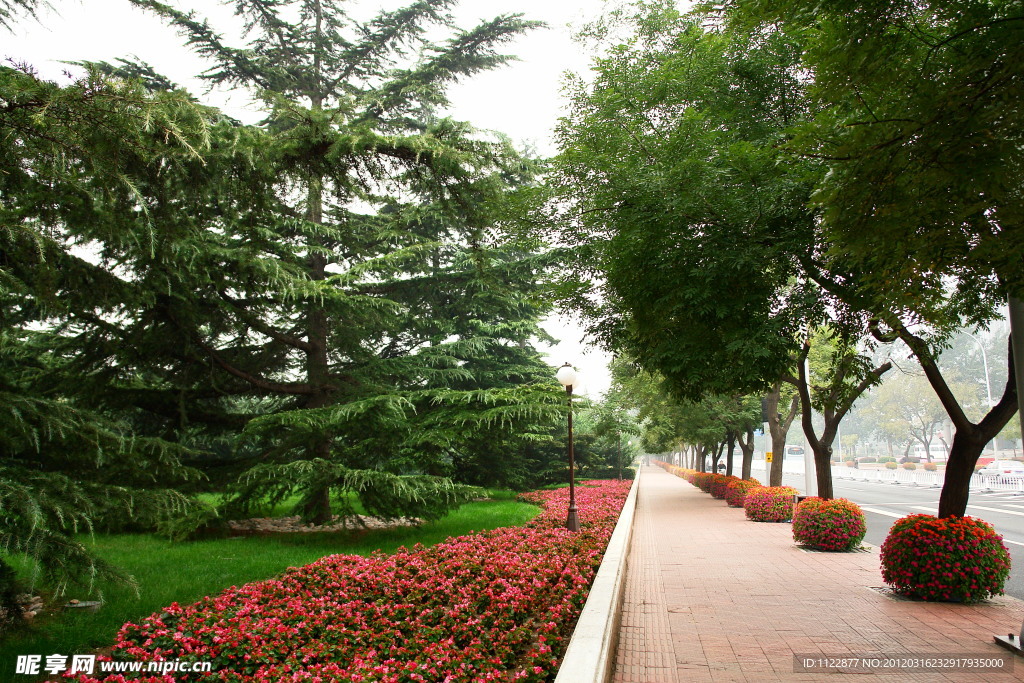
(5, 0), (616, 396)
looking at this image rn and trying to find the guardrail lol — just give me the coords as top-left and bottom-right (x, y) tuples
(831, 465), (1024, 494)
(754, 460), (1024, 495)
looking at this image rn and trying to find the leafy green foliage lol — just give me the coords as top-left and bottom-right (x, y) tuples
(0, 65), (212, 595)
(734, 0), (1024, 311)
(1, 0), (559, 598)
(726, 0), (1021, 515)
(236, 459), (481, 522)
(553, 2), (820, 401)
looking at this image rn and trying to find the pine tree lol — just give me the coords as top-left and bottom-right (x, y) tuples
(87, 0), (552, 522)
(0, 64), (208, 599)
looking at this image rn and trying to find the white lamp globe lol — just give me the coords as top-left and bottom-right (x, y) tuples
(556, 364), (578, 389)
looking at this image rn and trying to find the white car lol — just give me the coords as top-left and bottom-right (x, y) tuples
(978, 460), (1024, 479)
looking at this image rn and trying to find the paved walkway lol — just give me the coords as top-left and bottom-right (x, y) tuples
(612, 465), (1024, 682)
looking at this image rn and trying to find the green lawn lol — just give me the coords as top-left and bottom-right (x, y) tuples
(0, 491), (539, 666)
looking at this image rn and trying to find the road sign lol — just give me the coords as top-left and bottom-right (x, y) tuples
(766, 451), (773, 463)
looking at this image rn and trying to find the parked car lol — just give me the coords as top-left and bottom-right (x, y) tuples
(978, 460), (1024, 480)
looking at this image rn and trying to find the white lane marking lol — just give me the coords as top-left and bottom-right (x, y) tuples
(853, 504), (1024, 548)
(1004, 505), (1024, 511)
(859, 506), (907, 519)
(910, 506), (938, 514)
(967, 504), (1024, 518)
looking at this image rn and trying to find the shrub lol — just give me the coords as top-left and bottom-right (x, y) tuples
(710, 475), (738, 499)
(792, 498), (866, 551)
(923, 462), (938, 472)
(878, 456), (896, 463)
(902, 462), (917, 471)
(858, 456), (877, 464)
(725, 479), (761, 507)
(885, 462), (898, 470)
(844, 460), (857, 468)
(744, 486), (799, 522)
(880, 514), (1011, 603)
(693, 472), (716, 493)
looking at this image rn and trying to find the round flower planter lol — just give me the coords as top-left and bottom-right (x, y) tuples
(792, 497), (866, 551)
(880, 514), (1011, 603)
(743, 486), (799, 522)
(693, 473), (715, 493)
(710, 475), (738, 499)
(725, 479), (761, 507)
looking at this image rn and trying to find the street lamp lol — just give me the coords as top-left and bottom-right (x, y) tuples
(937, 430), (949, 461)
(556, 363), (580, 532)
(964, 331), (997, 456)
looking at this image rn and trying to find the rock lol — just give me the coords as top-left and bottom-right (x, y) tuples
(226, 513), (421, 535)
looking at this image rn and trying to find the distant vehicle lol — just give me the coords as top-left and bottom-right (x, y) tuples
(978, 460), (1024, 480)
(784, 445), (804, 458)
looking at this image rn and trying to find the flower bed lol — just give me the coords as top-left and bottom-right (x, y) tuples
(880, 514), (1011, 603)
(69, 480), (633, 682)
(792, 497), (866, 551)
(725, 479), (761, 507)
(709, 475), (738, 499)
(692, 472), (715, 493)
(743, 486), (799, 522)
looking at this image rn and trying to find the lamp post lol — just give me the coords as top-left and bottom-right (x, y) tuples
(964, 331), (997, 456)
(556, 363), (580, 532)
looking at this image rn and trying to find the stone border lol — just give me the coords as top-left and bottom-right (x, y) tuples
(554, 467), (641, 683)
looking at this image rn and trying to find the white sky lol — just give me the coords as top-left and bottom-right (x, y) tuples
(4, 0), (616, 396)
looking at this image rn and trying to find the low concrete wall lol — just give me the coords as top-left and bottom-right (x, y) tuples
(554, 467), (641, 683)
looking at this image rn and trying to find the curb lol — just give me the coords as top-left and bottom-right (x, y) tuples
(554, 467), (641, 683)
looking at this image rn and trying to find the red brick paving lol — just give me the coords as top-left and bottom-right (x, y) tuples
(612, 465), (1024, 681)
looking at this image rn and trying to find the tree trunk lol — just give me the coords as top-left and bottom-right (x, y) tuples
(300, 485), (332, 525)
(765, 381), (799, 486)
(712, 442), (725, 472)
(740, 424), (755, 479)
(938, 432), (987, 518)
(725, 432), (735, 477)
(814, 447), (833, 500)
(896, 326), (1017, 518)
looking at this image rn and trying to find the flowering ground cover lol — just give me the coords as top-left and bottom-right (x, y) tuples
(67, 480), (632, 682)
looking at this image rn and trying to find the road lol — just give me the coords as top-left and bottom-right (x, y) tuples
(767, 468), (1024, 601)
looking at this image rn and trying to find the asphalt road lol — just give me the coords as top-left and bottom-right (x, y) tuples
(770, 469), (1024, 601)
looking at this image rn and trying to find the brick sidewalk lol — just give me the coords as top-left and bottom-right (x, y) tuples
(612, 465), (1024, 682)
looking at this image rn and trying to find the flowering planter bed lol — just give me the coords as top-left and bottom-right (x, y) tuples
(743, 486), (799, 522)
(69, 480), (633, 682)
(709, 475), (738, 500)
(725, 478), (761, 507)
(792, 497), (866, 551)
(880, 514), (1011, 603)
